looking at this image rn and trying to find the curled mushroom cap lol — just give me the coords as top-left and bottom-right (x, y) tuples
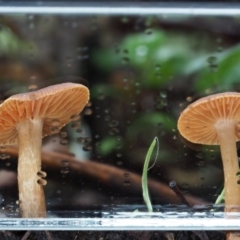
(0, 82), (89, 218)
(0, 82), (89, 145)
(178, 92), (240, 216)
(178, 92), (240, 145)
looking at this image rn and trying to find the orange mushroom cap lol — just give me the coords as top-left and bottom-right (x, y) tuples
(0, 82), (89, 145)
(178, 92), (240, 145)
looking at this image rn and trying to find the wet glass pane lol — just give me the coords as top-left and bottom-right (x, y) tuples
(0, 1), (240, 233)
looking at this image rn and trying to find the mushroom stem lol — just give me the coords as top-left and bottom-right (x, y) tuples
(17, 119), (46, 218)
(215, 120), (240, 213)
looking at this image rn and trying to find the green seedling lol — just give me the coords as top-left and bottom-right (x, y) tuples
(215, 188), (225, 205)
(142, 137), (159, 212)
(215, 171), (240, 205)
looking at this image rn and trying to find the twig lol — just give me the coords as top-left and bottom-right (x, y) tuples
(163, 232), (175, 240)
(73, 235), (78, 240)
(4, 146), (208, 206)
(193, 231), (209, 240)
(45, 231), (53, 240)
(169, 181), (192, 207)
(21, 231), (31, 240)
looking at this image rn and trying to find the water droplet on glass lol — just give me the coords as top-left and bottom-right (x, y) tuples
(83, 145), (92, 151)
(37, 171), (47, 178)
(0, 154), (10, 160)
(61, 160), (69, 167)
(37, 179), (47, 186)
(155, 99), (167, 110)
(77, 137), (85, 144)
(15, 208), (20, 214)
(186, 96), (193, 102)
(76, 128), (84, 134)
(71, 121), (81, 130)
(51, 127), (60, 134)
(210, 155), (215, 160)
(51, 119), (61, 127)
(61, 167), (69, 174)
(136, 45), (148, 57)
(71, 114), (80, 121)
(60, 131), (67, 138)
(5, 204), (14, 212)
(116, 153), (122, 158)
(123, 173), (129, 178)
(145, 28), (153, 35)
(196, 152), (205, 159)
(109, 128), (119, 136)
(207, 56), (218, 71)
(124, 181), (130, 186)
(85, 138), (92, 143)
(60, 139), (68, 145)
(117, 161), (123, 165)
(155, 64), (161, 71)
(0, 146), (6, 152)
(109, 120), (119, 128)
(114, 47), (120, 54)
(207, 56), (217, 64)
(217, 46), (223, 53)
(122, 57), (130, 64)
(84, 108), (93, 115)
(160, 91), (167, 98)
(196, 161), (206, 167)
(28, 84), (38, 91)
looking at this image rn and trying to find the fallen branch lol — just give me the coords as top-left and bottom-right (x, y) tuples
(4, 146), (208, 206)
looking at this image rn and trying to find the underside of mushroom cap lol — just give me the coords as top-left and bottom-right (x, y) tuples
(0, 82), (89, 145)
(178, 92), (240, 145)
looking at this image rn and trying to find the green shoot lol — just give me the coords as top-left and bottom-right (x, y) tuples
(142, 137), (159, 212)
(215, 171), (240, 205)
(215, 188), (225, 204)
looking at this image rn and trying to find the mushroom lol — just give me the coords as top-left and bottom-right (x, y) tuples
(0, 82), (89, 217)
(177, 92), (240, 213)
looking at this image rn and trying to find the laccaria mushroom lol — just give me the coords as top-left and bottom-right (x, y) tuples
(178, 92), (240, 213)
(0, 82), (89, 217)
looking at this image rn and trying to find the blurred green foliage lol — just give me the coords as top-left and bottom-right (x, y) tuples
(0, 26), (30, 55)
(93, 29), (199, 88)
(127, 112), (175, 137)
(97, 137), (120, 156)
(194, 45), (240, 92)
(93, 28), (240, 93)
(91, 26), (234, 197)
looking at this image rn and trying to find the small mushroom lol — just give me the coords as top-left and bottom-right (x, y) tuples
(0, 82), (89, 217)
(178, 92), (240, 213)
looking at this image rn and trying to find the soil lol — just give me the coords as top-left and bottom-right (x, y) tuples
(0, 230), (226, 240)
